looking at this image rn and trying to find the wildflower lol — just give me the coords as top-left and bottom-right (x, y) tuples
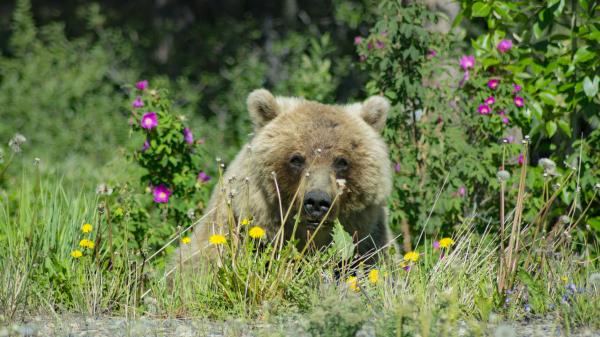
(197, 171), (211, 182)
(459, 55), (475, 70)
(561, 275), (568, 284)
(375, 41), (384, 49)
(538, 158), (557, 175)
(153, 185), (172, 203)
(132, 96), (144, 108)
(8, 133), (27, 153)
(394, 162), (401, 173)
(141, 112), (158, 129)
(524, 303), (531, 313)
(186, 208), (196, 220)
(79, 239), (94, 249)
(240, 218), (250, 226)
(478, 104), (491, 115)
(518, 153), (525, 166)
(368, 269), (379, 284)
(433, 241), (440, 249)
(113, 207), (124, 218)
(135, 80), (148, 91)
(95, 183), (113, 196)
(181, 236), (191, 245)
(458, 186), (466, 197)
(485, 96), (495, 105)
(514, 96), (524, 107)
(142, 139), (150, 152)
(346, 276), (360, 292)
(354, 36), (362, 45)
(502, 116), (510, 124)
(183, 127), (193, 145)
(401, 262), (411, 271)
(488, 79), (500, 89)
(497, 39), (513, 53)
(249, 226), (266, 239)
(404, 251), (420, 262)
(427, 49), (437, 58)
(209, 234), (227, 245)
(512, 83), (522, 93)
(71, 250), (83, 258)
(439, 237), (455, 248)
(81, 223), (93, 233)
(497, 170), (510, 182)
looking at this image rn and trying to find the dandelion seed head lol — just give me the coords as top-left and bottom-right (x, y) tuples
(497, 170), (510, 182)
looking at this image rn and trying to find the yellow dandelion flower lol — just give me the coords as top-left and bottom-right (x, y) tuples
(439, 237), (455, 248)
(404, 251), (420, 262)
(561, 275), (568, 284)
(71, 250), (83, 258)
(248, 226), (266, 239)
(81, 223), (93, 233)
(240, 218), (251, 226)
(346, 276), (360, 292)
(368, 269), (379, 284)
(209, 234), (227, 245)
(79, 239), (94, 249)
(181, 236), (192, 245)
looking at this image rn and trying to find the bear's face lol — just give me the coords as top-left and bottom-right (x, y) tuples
(247, 90), (392, 238)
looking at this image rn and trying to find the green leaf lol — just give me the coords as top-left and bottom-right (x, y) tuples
(531, 101), (544, 120)
(546, 120), (557, 137)
(573, 46), (595, 63)
(589, 217), (600, 232)
(331, 220), (354, 261)
(583, 76), (599, 97)
(472, 2), (492, 17)
(557, 120), (571, 137)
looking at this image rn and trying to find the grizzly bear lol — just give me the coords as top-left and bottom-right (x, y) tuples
(176, 89), (394, 265)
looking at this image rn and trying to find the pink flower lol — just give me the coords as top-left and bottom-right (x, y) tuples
(433, 241), (440, 250)
(375, 41), (384, 49)
(427, 49), (437, 58)
(141, 112), (158, 129)
(513, 83), (522, 92)
(459, 55), (475, 70)
(514, 96), (524, 107)
(153, 185), (172, 203)
(367, 42), (373, 50)
(183, 127), (193, 145)
(487, 79), (499, 90)
(354, 36), (362, 45)
(478, 104), (491, 115)
(502, 116), (510, 124)
(136, 80), (148, 91)
(498, 110), (506, 116)
(518, 153), (524, 166)
(497, 39), (513, 53)
(458, 186), (466, 197)
(505, 135), (514, 143)
(485, 96), (495, 105)
(394, 162), (401, 173)
(198, 171), (211, 182)
(142, 139), (150, 152)
(132, 96), (144, 108)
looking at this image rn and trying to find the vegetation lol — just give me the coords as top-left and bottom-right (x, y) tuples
(0, 0), (598, 335)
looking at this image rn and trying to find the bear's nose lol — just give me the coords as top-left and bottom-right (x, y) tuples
(303, 190), (332, 220)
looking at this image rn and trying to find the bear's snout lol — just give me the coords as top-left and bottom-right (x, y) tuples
(302, 190), (332, 223)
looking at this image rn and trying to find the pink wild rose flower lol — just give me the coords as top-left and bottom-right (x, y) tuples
(153, 185), (172, 203)
(485, 96), (495, 105)
(478, 104), (491, 115)
(354, 36), (362, 45)
(497, 39), (513, 53)
(488, 79), (499, 90)
(513, 83), (522, 93)
(132, 96), (144, 108)
(136, 80), (148, 91)
(514, 96), (524, 107)
(459, 55), (475, 70)
(141, 112), (158, 129)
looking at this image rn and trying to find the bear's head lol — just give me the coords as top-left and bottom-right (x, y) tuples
(246, 89), (392, 241)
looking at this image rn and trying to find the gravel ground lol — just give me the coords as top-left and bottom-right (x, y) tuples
(0, 315), (598, 337)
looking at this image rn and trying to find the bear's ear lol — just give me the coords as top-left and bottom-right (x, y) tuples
(360, 96), (390, 131)
(247, 89), (280, 129)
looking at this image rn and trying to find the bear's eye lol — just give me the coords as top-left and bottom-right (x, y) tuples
(333, 157), (349, 172)
(289, 154), (305, 170)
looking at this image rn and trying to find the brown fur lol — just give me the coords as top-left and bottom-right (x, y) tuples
(175, 89), (394, 265)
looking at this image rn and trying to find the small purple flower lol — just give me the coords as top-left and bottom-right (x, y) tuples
(478, 104), (491, 115)
(394, 162), (401, 173)
(502, 116), (510, 124)
(183, 127), (193, 145)
(487, 79), (499, 90)
(513, 83), (522, 93)
(514, 96), (524, 107)
(142, 139), (150, 152)
(198, 171), (211, 183)
(484, 96), (495, 105)
(141, 112), (158, 129)
(427, 49), (437, 58)
(403, 265), (411, 271)
(354, 36), (362, 45)
(458, 186), (466, 197)
(524, 303), (531, 313)
(518, 153), (525, 166)
(497, 39), (513, 53)
(132, 96), (144, 108)
(505, 135), (514, 143)
(375, 41), (384, 49)
(566, 283), (577, 293)
(136, 80), (148, 91)
(433, 241), (440, 250)
(367, 42), (373, 50)
(459, 55), (475, 70)
(153, 185), (172, 203)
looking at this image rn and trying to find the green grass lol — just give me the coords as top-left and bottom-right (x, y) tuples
(0, 170), (599, 336)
